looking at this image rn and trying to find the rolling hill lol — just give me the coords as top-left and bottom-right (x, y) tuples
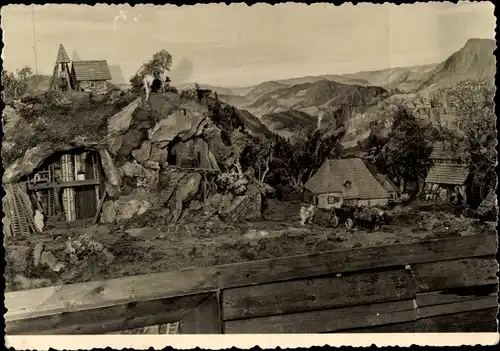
(261, 110), (318, 138)
(244, 79), (388, 118)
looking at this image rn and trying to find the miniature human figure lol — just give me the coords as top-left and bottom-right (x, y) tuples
(300, 204), (315, 225)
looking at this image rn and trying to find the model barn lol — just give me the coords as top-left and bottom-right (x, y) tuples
(50, 44), (112, 94)
(71, 60), (112, 94)
(303, 158), (390, 209)
(424, 141), (469, 204)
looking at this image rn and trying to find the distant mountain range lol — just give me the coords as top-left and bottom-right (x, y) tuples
(205, 38), (495, 140)
(21, 38), (495, 144)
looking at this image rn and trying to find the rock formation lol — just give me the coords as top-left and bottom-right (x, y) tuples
(3, 89), (268, 234)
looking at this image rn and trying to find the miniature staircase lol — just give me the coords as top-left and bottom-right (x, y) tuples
(7, 184), (39, 237)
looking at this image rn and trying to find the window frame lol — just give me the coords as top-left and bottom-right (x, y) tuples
(327, 195), (340, 204)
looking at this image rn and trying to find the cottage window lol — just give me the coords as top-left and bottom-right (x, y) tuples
(344, 180), (352, 189)
(344, 199), (355, 206)
(327, 195), (340, 204)
(367, 200), (371, 206)
(89, 81), (96, 88)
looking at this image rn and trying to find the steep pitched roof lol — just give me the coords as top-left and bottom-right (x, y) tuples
(56, 44), (71, 64)
(425, 164), (469, 185)
(72, 60), (112, 81)
(304, 158), (390, 200)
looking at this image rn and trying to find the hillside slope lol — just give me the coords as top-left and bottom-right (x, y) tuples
(245, 79), (388, 118)
(418, 38), (496, 93)
(343, 63), (438, 92)
(261, 110), (317, 138)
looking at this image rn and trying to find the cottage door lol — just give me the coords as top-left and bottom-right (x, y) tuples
(75, 154), (99, 220)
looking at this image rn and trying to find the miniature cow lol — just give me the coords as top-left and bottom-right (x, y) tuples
(300, 204), (315, 225)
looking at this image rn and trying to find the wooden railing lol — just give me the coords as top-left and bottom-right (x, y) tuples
(5, 232), (498, 334)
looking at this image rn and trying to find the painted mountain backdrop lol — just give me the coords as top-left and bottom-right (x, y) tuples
(203, 38), (495, 142)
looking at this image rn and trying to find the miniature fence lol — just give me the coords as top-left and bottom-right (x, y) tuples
(5, 232), (498, 335)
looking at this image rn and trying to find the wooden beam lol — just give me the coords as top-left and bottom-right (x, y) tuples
(6, 292), (213, 335)
(415, 284), (498, 308)
(5, 233), (497, 325)
(332, 307), (499, 333)
(416, 296), (498, 320)
(180, 293), (222, 334)
(28, 179), (100, 191)
(413, 308), (498, 333)
(412, 256), (498, 293)
(222, 268), (415, 321)
(93, 190), (107, 224)
(223, 299), (417, 334)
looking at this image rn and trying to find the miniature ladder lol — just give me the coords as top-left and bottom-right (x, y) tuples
(165, 322), (179, 334)
(47, 189), (57, 217)
(7, 184), (38, 237)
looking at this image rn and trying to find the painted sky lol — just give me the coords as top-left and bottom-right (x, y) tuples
(1, 2), (495, 87)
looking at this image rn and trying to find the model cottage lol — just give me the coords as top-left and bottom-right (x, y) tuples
(303, 158), (390, 209)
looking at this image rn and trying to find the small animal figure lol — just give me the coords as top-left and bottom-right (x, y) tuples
(300, 204), (315, 225)
(143, 70), (169, 101)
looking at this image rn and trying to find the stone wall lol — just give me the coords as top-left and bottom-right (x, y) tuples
(78, 80), (108, 94)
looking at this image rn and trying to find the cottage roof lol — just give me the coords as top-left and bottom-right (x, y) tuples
(304, 158), (390, 200)
(56, 44), (71, 64)
(430, 141), (468, 160)
(476, 189), (498, 214)
(72, 60), (112, 81)
(425, 164), (469, 185)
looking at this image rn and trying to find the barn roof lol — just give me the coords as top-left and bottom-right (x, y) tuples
(476, 189), (498, 214)
(56, 44), (71, 64)
(425, 164), (469, 185)
(304, 158), (390, 200)
(72, 60), (112, 81)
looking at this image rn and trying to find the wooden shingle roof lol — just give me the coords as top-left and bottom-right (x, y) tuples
(56, 44), (71, 64)
(430, 141), (468, 161)
(72, 60), (112, 81)
(304, 158), (390, 200)
(425, 164), (469, 185)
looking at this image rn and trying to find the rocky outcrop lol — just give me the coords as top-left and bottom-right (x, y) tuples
(219, 183), (263, 222)
(5, 90), (268, 231)
(101, 189), (154, 223)
(3, 139), (102, 184)
(120, 160), (158, 190)
(107, 97), (143, 135)
(132, 140), (152, 165)
(168, 172), (202, 223)
(149, 100), (210, 143)
(99, 149), (122, 197)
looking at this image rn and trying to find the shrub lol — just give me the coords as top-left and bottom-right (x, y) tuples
(216, 170), (249, 195)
